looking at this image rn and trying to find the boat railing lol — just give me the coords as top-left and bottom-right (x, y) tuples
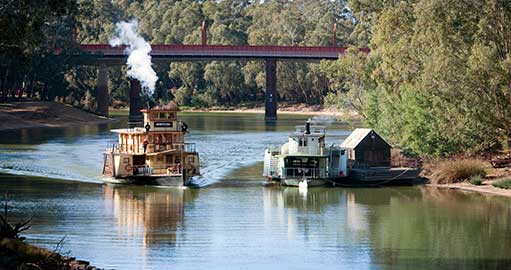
(133, 165), (154, 175)
(106, 141), (193, 154)
(351, 160), (392, 168)
(133, 164), (183, 175)
(284, 167), (327, 179)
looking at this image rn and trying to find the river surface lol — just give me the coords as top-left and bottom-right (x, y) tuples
(1, 112), (511, 270)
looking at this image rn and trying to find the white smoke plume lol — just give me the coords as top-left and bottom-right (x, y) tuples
(308, 115), (337, 125)
(109, 19), (158, 95)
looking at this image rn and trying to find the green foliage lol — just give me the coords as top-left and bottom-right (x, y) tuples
(323, 0), (511, 157)
(492, 178), (511, 189)
(469, 175), (483, 186)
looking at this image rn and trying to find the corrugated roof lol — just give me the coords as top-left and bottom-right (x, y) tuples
(340, 128), (390, 149)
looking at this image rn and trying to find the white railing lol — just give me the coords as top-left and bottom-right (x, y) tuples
(284, 167), (327, 179)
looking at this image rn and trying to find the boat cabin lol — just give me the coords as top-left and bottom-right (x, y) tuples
(287, 122), (326, 156)
(281, 122), (329, 179)
(340, 128), (391, 168)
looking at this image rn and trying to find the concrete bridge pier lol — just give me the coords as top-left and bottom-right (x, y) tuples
(96, 64), (109, 116)
(265, 59), (277, 121)
(129, 79), (144, 127)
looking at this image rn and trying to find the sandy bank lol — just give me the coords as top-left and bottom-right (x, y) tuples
(0, 101), (114, 131)
(182, 104), (362, 119)
(428, 180), (511, 197)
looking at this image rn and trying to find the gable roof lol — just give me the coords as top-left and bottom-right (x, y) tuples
(340, 128), (391, 149)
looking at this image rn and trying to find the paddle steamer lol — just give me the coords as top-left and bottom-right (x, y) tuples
(102, 102), (200, 186)
(263, 121), (349, 187)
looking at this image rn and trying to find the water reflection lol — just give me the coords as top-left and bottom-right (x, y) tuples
(3, 111), (511, 269)
(365, 187), (511, 269)
(264, 186), (343, 212)
(103, 185), (199, 247)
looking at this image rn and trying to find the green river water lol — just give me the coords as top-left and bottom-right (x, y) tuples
(0, 112), (510, 270)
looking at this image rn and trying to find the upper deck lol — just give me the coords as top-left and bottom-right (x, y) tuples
(286, 122), (327, 156)
(112, 102), (188, 134)
(291, 124), (326, 137)
(108, 102), (195, 155)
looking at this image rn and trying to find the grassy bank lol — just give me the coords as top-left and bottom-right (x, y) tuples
(492, 178), (511, 189)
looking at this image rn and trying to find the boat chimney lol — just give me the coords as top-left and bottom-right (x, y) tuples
(305, 122), (311, 134)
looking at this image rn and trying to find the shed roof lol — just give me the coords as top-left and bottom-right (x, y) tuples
(340, 128), (391, 149)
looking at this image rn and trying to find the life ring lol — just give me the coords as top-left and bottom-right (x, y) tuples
(125, 164), (133, 171)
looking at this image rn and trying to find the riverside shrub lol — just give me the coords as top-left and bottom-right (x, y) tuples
(492, 178), (511, 189)
(469, 175), (483, 185)
(429, 159), (486, 184)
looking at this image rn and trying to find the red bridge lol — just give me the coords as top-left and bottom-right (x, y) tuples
(80, 44), (369, 61)
(81, 41), (369, 122)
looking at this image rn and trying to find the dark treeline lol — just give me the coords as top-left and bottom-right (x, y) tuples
(0, 0), (361, 110)
(0, 0), (78, 102)
(1, 0), (511, 157)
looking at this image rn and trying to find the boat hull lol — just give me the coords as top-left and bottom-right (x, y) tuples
(282, 178), (328, 187)
(102, 174), (194, 187)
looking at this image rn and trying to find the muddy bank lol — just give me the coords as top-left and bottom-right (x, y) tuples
(0, 101), (114, 131)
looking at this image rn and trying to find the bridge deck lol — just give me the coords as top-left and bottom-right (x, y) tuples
(80, 44), (369, 61)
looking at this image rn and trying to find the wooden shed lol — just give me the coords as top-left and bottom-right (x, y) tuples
(340, 128), (392, 167)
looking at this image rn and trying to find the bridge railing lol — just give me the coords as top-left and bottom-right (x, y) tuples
(79, 44), (370, 56)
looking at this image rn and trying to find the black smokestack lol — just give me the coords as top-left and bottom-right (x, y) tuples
(305, 122), (311, 134)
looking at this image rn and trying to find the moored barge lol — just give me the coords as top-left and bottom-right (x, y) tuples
(263, 124), (419, 187)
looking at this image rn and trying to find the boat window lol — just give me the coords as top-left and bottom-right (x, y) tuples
(285, 157), (319, 168)
(123, 158), (129, 163)
(299, 138), (307, 147)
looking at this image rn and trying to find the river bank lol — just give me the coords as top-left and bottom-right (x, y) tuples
(428, 181), (511, 197)
(423, 158), (511, 197)
(183, 103), (361, 118)
(0, 174), (100, 270)
(0, 101), (114, 131)
(112, 102), (362, 119)
(0, 237), (99, 270)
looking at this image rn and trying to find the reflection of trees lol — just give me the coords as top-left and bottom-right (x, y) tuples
(364, 187), (511, 269)
(103, 185), (199, 247)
